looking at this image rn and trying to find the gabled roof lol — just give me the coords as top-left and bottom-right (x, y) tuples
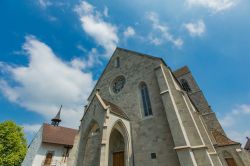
(83, 92), (129, 121)
(102, 99), (129, 120)
(42, 123), (78, 146)
(212, 129), (240, 147)
(87, 47), (166, 101)
(116, 47), (165, 62)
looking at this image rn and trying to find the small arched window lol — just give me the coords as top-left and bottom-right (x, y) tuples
(181, 79), (191, 92)
(140, 83), (153, 116)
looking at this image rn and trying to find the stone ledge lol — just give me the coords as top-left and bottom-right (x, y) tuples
(174, 145), (207, 151)
(160, 90), (169, 95)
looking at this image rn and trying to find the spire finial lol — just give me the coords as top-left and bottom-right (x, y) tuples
(51, 105), (62, 126)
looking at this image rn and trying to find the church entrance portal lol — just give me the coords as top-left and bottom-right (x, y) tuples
(109, 124), (126, 166)
(222, 151), (237, 166)
(225, 158), (237, 166)
(113, 151), (124, 166)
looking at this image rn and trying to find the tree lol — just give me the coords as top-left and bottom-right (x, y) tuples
(0, 120), (27, 166)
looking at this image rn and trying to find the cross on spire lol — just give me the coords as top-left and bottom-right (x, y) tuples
(51, 105), (62, 126)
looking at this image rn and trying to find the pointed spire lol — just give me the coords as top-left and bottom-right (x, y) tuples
(51, 105), (62, 126)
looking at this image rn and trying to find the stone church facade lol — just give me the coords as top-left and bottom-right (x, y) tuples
(68, 48), (250, 166)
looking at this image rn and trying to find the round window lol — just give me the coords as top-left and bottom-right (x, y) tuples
(112, 76), (126, 93)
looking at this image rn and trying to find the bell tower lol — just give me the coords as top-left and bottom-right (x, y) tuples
(51, 105), (62, 126)
(173, 66), (225, 134)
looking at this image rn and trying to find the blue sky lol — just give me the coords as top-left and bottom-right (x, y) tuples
(0, 0), (250, 145)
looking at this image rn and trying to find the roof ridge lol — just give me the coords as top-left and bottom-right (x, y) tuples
(43, 123), (78, 131)
(116, 47), (164, 61)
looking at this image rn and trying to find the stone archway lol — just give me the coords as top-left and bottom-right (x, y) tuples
(222, 151), (237, 166)
(83, 121), (101, 166)
(108, 121), (129, 166)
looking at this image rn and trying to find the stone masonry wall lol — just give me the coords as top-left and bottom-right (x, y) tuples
(87, 49), (180, 166)
(174, 68), (225, 135)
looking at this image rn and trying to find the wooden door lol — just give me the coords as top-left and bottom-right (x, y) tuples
(113, 151), (124, 166)
(44, 152), (53, 166)
(225, 158), (237, 166)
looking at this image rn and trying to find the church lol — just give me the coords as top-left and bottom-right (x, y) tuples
(67, 48), (250, 166)
(23, 48), (250, 166)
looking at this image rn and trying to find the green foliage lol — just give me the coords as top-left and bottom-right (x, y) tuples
(0, 121), (27, 166)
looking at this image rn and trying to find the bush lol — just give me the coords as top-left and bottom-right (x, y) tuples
(0, 121), (27, 166)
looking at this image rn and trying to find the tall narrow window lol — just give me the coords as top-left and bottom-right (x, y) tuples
(114, 57), (120, 68)
(140, 83), (152, 116)
(181, 79), (191, 92)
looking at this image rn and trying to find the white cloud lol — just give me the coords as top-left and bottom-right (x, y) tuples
(186, 0), (237, 12)
(71, 48), (102, 69)
(48, 16), (58, 22)
(22, 124), (41, 134)
(226, 130), (250, 146)
(75, 1), (119, 57)
(123, 26), (136, 38)
(149, 37), (162, 46)
(219, 104), (250, 145)
(38, 0), (52, 9)
(103, 6), (109, 17)
(220, 104), (250, 127)
(0, 35), (95, 128)
(146, 12), (183, 47)
(232, 104), (250, 114)
(71, 58), (86, 70)
(76, 44), (87, 53)
(22, 124), (42, 143)
(184, 19), (206, 37)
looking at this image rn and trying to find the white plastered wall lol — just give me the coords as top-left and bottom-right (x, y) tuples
(22, 125), (71, 166)
(32, 143), (69, 166)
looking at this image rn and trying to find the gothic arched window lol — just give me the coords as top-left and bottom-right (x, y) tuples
(181, 79), (191, 92)
(140, 82), (153, 116)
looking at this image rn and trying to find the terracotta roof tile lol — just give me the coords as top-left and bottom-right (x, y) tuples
(42, 123), (78, 146)
(212, 130), (239, 147)
(102, 99), (129, 120)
